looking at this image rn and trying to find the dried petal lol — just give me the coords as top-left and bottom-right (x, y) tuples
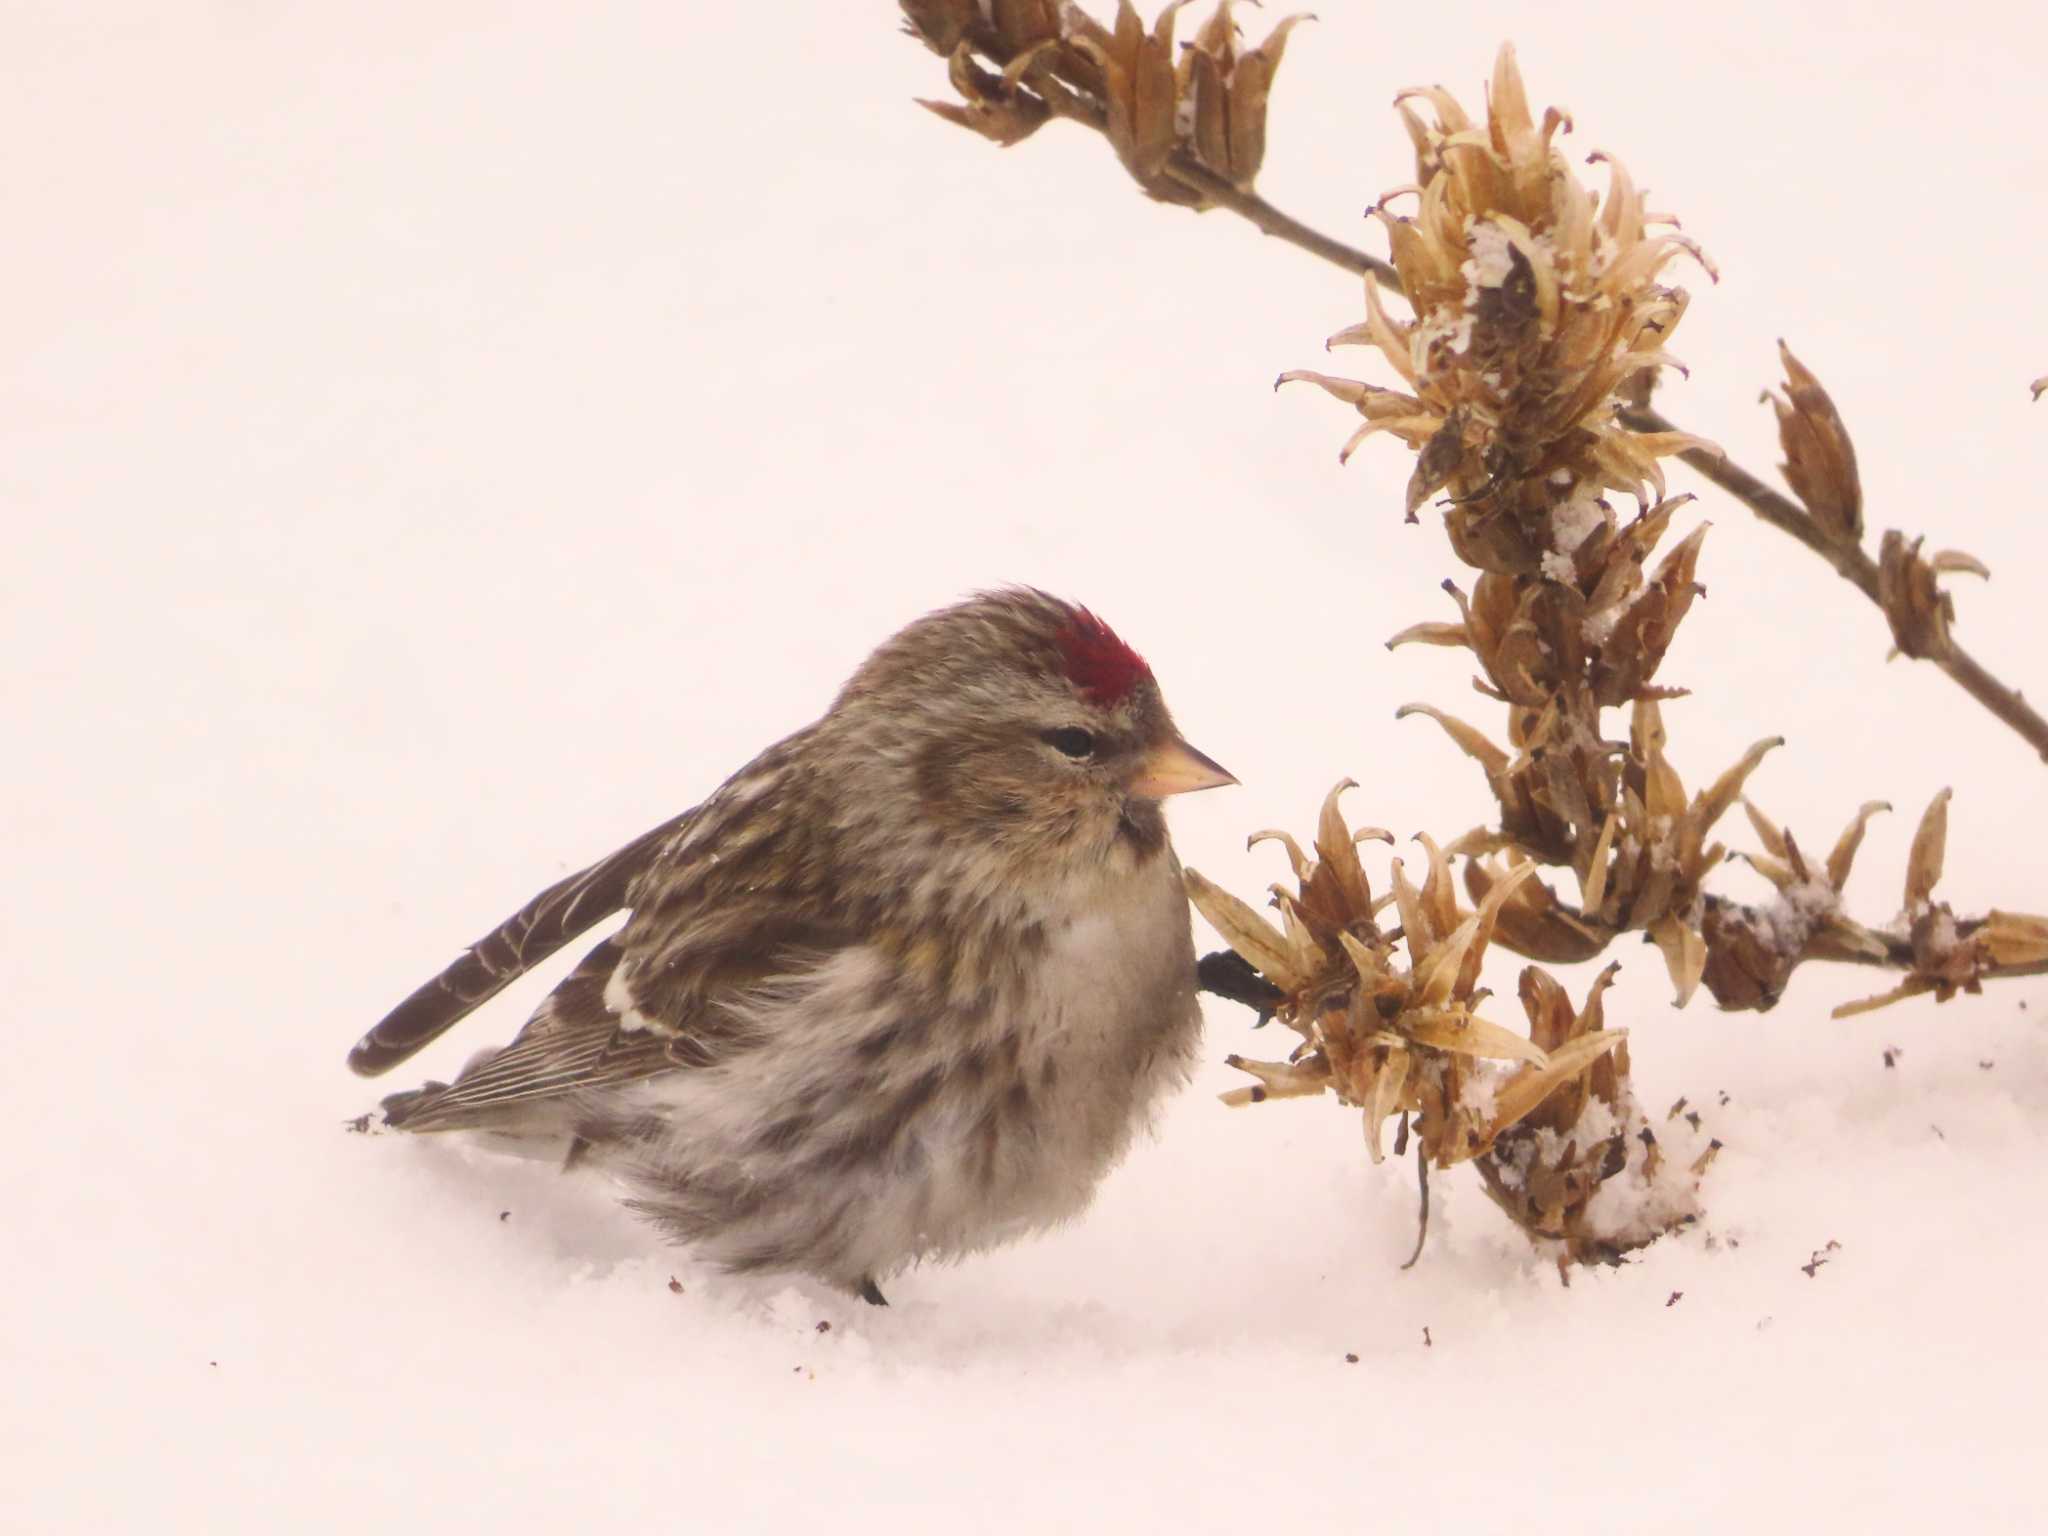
(1386, 619), (1472, 650)
(1593, 523), (1708, 705)
(1389, 856), (1432, 974)
(1403, 1006), (1549, 1066)
(1517, 964), (1578, 1054)
(1362, 1044), (1412, 1162)
(1185, 867), (1303, 992)
(1068, 1), (1197, 195)
(1648, 912), (1707, 1006)
(1220, 12), (1315, 189)
(1929, 549), (1990, 580)
(1904, 787), (1952, 911)
(1742, 798), (1789, 861)
(917, 44), (1054, 147)
(1221, 1052), (1331, 1105)
(1246, 828), (1314, 882)
(1981, 911), (2048, 966)
(1579, 810), (1622, 914)
(1485, 1031), (1629, 1136)
(1469, 859), (1616, 963)
(1825, 800), (1890, 892)
(1336, 928), (1387, 988)
(1830, 976), (1937, 1019)
(1311, 780), (1374, 917)
(1396, 702), (1510, 776)
(1878, 531), (1959, 661)
(1684, 736), (1786, 871)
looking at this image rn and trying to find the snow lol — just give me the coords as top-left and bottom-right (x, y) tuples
(9, 2), (2048, 1532)
(1464, 219), (1517, 289)
(1552, 491), (1607, 554)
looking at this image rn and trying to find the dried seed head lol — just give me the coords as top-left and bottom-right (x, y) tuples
(1076, 1), (1192, 192)
(1877, 531), (1989, 662)
(1766, 341), (1863, 546)
(1188, 783), (1639, 1180)
(1699, 796), (1900, 1011)
(917, 43), (1056, 146)
(1473, 962), (1706, 1262)
(1179, 3), (1315, 190)
(1693, 787), (2048, 1019)
(914, 2), (1307, 197)
(1285, 45), (1717, 559)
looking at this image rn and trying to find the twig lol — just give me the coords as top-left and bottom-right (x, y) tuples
(1622, 403), (1880, 593)
(1623, 405), (2048, 764)
(1400, 1138), (1429, 1271)
(1936, 647), (2048, 766)
(1162, 161), (1401, 286)
(1032, 83), (1403, 287)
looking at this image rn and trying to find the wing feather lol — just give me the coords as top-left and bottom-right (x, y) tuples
(377, 937), (673, 1129)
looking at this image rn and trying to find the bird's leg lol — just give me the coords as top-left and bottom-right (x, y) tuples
(1196, 949), (1285, 1025)
(857, 1276), (889, 1307)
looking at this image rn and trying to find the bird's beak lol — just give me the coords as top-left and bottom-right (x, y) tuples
(1130, 736), (1238, 799)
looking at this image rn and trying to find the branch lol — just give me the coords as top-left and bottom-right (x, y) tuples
(1029, 75), (1402, 286)
(1622, 404), (2048, 765)
(1161, 159), (1401, 285)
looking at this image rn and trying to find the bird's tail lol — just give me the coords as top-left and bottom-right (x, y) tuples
(348, 807), (694, 1077)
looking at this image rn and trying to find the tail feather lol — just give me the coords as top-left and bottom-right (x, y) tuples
(377, 1080), (450, 1128)
(348, 808), (694, 1077)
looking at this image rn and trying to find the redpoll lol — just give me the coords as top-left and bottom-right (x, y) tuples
(350, 589), (1234, 1303)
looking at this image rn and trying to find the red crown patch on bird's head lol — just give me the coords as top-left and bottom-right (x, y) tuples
(1055, 606), (1151, 705)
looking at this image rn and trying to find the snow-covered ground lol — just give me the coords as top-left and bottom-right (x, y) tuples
(9, 3), (2047, 1529)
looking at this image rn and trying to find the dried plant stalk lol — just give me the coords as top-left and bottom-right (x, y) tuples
(1275, 45), (2046, 1024)
(1282, 45), (1770, 1012)
(1475, 965), (1715, 1265)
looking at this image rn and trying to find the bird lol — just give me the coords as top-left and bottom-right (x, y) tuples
(349, 588), (1235, 1304)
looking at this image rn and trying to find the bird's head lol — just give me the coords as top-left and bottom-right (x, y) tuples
(826, 589), (1235, 871)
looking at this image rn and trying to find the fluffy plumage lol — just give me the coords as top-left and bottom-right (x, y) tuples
(351, 589), (1233, 1300)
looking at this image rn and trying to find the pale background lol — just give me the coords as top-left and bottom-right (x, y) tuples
(7, 2), (2045, 1530)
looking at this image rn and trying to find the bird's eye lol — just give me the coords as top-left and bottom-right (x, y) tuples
(1041, 727), (1097, 760)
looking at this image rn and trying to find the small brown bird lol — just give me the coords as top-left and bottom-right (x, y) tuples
(350, 590), (1234, 1303)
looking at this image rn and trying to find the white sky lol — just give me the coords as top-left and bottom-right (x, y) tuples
(7, 3), (2047, 1530)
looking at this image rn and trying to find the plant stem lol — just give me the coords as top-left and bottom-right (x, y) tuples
(1162, 161), (1402, 286)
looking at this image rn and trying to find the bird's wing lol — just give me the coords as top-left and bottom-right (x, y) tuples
(374, 935), (676, 1130)
(376, 907), (860, 1132)
(360, 736), (851, 1129)
(347, 807), (698, 1078)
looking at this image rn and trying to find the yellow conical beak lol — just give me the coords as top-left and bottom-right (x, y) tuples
(1130, 736), (1238, 799)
